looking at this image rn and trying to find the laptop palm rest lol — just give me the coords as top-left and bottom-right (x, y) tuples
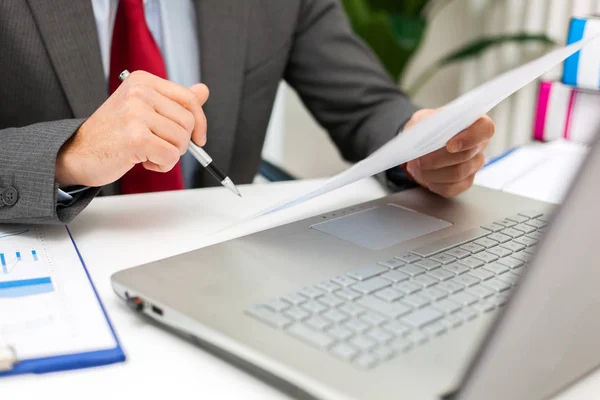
(310, 204), (453, 251)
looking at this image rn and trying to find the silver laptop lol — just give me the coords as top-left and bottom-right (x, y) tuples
(111, 137), (600, 400)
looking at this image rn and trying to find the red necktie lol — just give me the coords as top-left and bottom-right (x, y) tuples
(109, 0), (185, 194)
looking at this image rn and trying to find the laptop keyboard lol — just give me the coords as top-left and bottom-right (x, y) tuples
(246, 210), (548, 370)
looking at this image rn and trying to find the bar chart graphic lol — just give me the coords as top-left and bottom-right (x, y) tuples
(0, 229), (54, 298)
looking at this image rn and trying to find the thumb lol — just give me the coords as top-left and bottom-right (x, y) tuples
(190, 83), (210, 105)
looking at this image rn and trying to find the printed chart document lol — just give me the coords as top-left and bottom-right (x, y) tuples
(255, 35), (600, 218)
(0, 225), (122, 375)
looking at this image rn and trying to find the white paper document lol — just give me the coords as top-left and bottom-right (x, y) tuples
(257, 35), (600, 217)
(0, 226), (117, 361)
(475, 140), (589, 204)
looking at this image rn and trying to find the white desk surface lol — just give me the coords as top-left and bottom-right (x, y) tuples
(4, 174), (600, 399)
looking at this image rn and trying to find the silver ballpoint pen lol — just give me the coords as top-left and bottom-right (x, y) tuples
(119, 70), (241, 197)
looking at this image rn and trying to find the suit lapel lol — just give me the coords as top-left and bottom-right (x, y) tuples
(194, 0), (250, 179)
(26, 0), (107, 118)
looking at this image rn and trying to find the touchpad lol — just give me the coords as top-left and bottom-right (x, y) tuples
(311, 204), (452, 250)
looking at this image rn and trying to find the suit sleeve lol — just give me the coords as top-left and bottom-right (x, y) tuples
(0, 119), (99, 224)
(284, 0), (420, 164)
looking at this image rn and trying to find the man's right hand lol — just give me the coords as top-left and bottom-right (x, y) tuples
(55, 70), (209, 188)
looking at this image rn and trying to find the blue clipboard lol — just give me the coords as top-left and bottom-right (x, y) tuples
(0, 226), (125, 377)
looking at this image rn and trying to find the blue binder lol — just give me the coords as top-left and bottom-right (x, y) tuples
(0, 227), (125, 377)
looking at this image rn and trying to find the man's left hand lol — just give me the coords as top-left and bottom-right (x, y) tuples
(402, 109), (495, 198)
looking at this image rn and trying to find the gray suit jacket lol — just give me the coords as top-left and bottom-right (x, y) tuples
(0, 0), (417, 225)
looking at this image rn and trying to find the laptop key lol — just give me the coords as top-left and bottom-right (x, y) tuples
(372, 345), (396, 361)
(406, 330), (428, 345)
(429, 253), (456, 265)
(456, 307), (478, 321)
(300, 286), (325, 299)
(460, 243), (485, 254)
(332, 275), (357, 287)
(336, 288), (362, 301)
(424, 321), (447, 337)
(410, 228), (489, 257)
(415, 259), (442, 270)
(500, 241), (526, 253)
(323, 309), (349, 324)
(428, 268), (454, 281)
(318, 281), (342, 292)
(443, 263), (469, 275)
(381, 270), (410, 283)
(302, 301), (328, 314)
(361, 311), (387, 326)
(330, 343), (358, 361)
(487, 246), (512, 258)
(487, 232), (511, 243)
(474, 238), (499, 249)
(515, 236), (538, 247)
(413, 274), (439, 287)
(350, 335), (377, 352)
(305, 316), (333, 331)
(367, 328), (394, 344)
(317, 294), (344, 308)
(285, 307), (311, 321)
(247, 306), (292, 328)
(339, 302), (366, 317)
(501, 228), (523, 238)
(513, 223), (536, 234)
(472, 251), (499, 263)
(472, 300), (496, 313)
(379, 258), (405, 269)
(506, 214), (529, 223)
(374, 287), (404, 302)
(401, 307), (444, 329)
(396, 253), (422, 264)
(445, 248), (471, 259)
(403, 294), (430, 308)
(357, 295), (412, 319)
(265, 298), (291, 312)
(327, 325), (354, 341)
(511, 251), (530, 262)
(382, 321), (410, 337)
(483, 278), (511, 293)
(452, 274), (479, 287)
(354, 353), (378, 369)
(518, 210), (543, 219)
(345, 318), (370, 333)
(282, 293), (308, 305)
(525, 219), (547, 229)
(483, 262), (509, 275)
(494, 219), (516, 228)
(347, 264), (388, 281)
(421, 287), (449, 301)
(390, 338), (412, 352)
(437, 280), (465, 294)
(450, 291), (479, 306)
(394, 280), (422, 295)
(441, 313), (463, 329)
(527, 231), (544, 240)
(457, 256), (484, 269)
(353, 277), (391, 294)
(469, 267), (494, 281)
(398, 264), (426, 277)
(433, 299), (461, 314)
(287, 323), (335, 349)
(497, 257), (524, 269)
(467, 285), (494, 299)
(481, 223), (505, 233)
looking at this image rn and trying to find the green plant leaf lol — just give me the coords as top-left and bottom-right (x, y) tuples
(368, 0), (432, 16)
(407, 33), (557, 96)
(439, 33), (556, 65)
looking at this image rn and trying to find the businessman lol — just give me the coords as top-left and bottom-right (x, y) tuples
(0, 0), (494, 224)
